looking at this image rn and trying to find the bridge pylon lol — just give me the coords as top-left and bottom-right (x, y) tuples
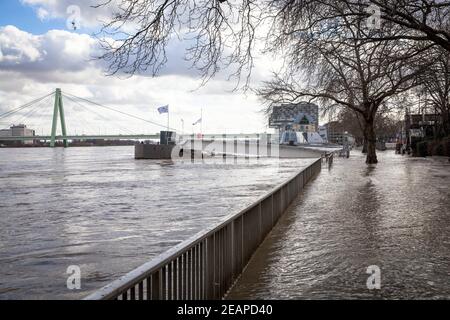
(50, 88), (68, 148)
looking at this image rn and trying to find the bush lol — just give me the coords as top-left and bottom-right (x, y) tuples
(434, 143), (445, 156)
(417, 141), (428, 157)
(444, 137), (450, 156)
(430, 136), (450, 157)
(427, 141), (436, 155)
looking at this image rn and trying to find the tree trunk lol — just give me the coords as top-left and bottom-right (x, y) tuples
(362, 137), (368, 154)
(365, 120), (378, 164)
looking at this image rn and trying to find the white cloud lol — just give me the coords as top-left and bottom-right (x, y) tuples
(21, 0), (117, 29)
(0, 25), (98, 73)
(0, 26), (271, 135)
(36, 7), (49, 21)
(0, 26), (42, 63)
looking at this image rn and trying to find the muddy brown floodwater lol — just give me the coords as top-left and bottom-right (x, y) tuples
(0, 146), (315, 300)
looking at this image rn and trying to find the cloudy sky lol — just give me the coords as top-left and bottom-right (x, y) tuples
(0, 0), (279, 135)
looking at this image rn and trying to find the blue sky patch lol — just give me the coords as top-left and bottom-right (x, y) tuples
(0, 1), (83, 34)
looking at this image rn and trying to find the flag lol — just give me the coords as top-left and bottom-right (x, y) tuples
(192, 117), (202, 126)
(157, 105), (169, 114)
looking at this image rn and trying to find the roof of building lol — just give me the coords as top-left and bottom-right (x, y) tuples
(269, 102), (319, 128)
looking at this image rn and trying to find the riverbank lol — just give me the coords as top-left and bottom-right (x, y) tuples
(0, 141), (138, 148)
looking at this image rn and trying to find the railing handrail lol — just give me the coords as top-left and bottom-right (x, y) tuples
(85, 158), (322, 300)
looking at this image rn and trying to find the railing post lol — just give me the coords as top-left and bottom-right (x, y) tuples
(130, 285), (135, 300)
(187, 250), (192, 300)
(258, 203), (262, 243)
(177, 257), (182, 300)
(173, 259), (178, 300)
(234, 136), (238, 161)
(151, 270), (161, 300)
(206, 235), (215, 299)
(138, 281), (144, 300)
(256, 134), (260, 159)
(214, 232), (220, 299)
(271, 194), (274, 228)
(222, 134), (226, 160)
(196, 244), (200, 299)
(182, 253), (187, 300)
(167, 262), (172, 300)
(245, 136), (250, 160)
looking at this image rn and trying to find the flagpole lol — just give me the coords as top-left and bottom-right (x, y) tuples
(167, 106), (170, 145)
(200, 107), (203, 137)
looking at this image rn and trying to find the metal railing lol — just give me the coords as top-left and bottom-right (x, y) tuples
(85, 158), (322, 300)
(322, 152), (334, 166)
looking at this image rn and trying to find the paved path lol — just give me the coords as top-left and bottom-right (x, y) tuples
(228, 151), (450, 299)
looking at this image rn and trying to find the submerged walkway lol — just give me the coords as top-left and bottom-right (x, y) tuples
(228, 151), (450, 299)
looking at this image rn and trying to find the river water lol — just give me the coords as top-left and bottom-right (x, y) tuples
(0, 146), (315, 300)
(228, 151), (450, 299)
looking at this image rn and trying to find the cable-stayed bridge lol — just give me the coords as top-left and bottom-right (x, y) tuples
(0, 89), (175, 147)
(0, 89), (263, 147)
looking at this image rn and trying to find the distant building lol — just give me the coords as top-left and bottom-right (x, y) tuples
(405, 113), (441, 140)
(323, 121), (355, 146)
(318, 125), (329, 143)
(404, 112), (446, 153)
(0, 124), (35, 145)
(11, 124), (35, 138)
(0, 129), (11, 137)
(269, 102), (319, 136)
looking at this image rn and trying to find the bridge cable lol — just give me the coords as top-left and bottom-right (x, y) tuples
(26, 102), (53, 133)
(20, 95), (56, 134)
(63, 92), (178, 132)
(62, 95), (107, 135)
(63, 94), (137, 135)
(5, 94), (54, 129)
(0, 92), (55, 120)
(0, 94), (55, 130)
(63, 92), (179, 132)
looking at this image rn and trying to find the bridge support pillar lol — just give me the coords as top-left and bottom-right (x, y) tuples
(50, 88), (68, 148)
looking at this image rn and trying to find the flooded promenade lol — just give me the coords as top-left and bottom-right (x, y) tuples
(228, 151), (450, 299)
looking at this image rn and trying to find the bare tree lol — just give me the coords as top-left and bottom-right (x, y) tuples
(94, 1), (450, 81)
(94, 0), (449, 163)
(277, 1), (450, 52)
(419, 49), (450, 137)
(332, 105), (403, 146)
(326, 108), (366, 146)
(259, 7), (432, 163)
(366, 0), (450, 52)
(94, 0), (260, 86)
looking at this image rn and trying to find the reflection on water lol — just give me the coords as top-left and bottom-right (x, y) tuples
(0, 146), (315, 299)
(228, 151), (450, 299)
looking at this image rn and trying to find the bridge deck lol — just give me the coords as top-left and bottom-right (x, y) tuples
(0, 135), (160, 141)
(0, 133), (274, 142)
